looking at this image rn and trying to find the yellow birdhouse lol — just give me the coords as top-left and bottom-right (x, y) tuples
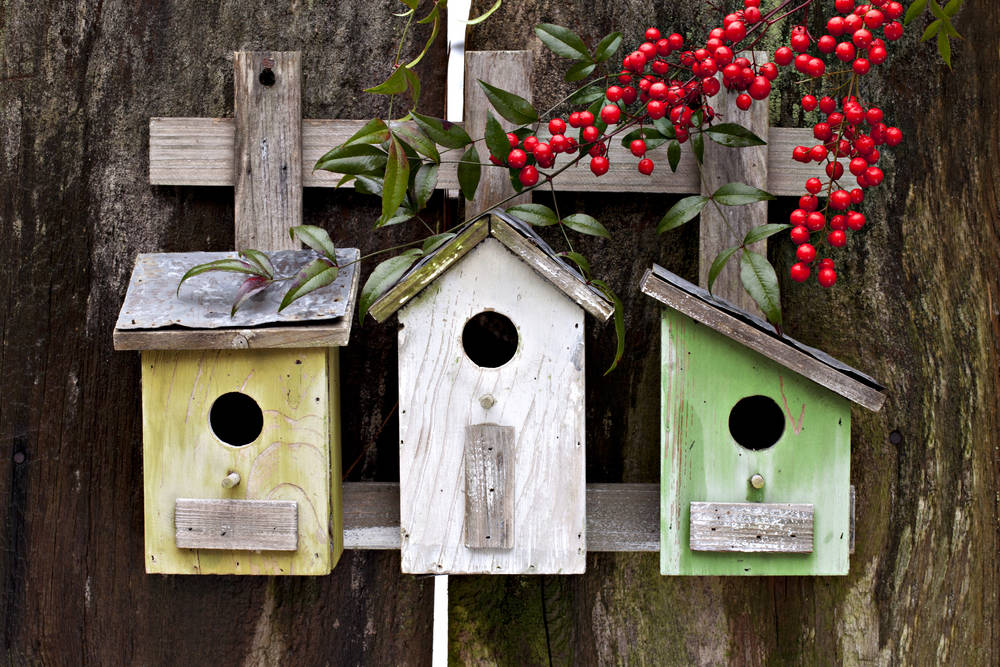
(114, 249), (359, 575)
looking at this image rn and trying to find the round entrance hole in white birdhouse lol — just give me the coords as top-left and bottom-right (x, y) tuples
(462, 311), (519, 368)
(209, 392), (264, 447)
(729, 395), (785, 451)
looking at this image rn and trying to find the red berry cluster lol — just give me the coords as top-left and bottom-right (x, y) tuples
(777, 0), (904, 288)
(496, 2), (783, 183)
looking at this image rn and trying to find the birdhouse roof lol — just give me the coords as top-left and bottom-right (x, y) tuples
(368, 211), (614, 323)
(640, 264), (885, 411)
(113, 248), (361, 351)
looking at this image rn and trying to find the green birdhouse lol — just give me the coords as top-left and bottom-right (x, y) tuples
(640, 265), (885, 576)
(114, 249), (360, 575)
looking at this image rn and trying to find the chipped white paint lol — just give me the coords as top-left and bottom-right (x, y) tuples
(398, 239), (586, 574)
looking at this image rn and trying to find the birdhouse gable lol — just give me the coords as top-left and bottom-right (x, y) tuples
(640, 264), (885, 411)
(368, 212), (613, 323)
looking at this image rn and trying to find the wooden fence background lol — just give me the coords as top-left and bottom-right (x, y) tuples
(1, 0), (998, 664)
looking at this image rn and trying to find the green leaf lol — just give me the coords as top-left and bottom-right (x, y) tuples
(398, 0), (418, 10)
(506, 203), (559, 226)
(590, 278), (625, 375)
(411, 112), (474, 149)
(657, 195), (709, 233)
(355, 175), (384, 197)
(359, 249), (424, 320)
(390, 122), (440, 162)
(620, 128), (668, 151)
(707, 246), (740, 295)
(567, 85), (605, 106)
(593, 32), (623, 63)
(712, 182), (776, 206)
(290, 225), (338, 263)
(343, 118), (390, 146)
(422, 232), (456, 255)
(921, 19), (941, 41)
(937, 27), (952, 67)
(563, 213), (611, 239)
(928, 0), (947, 19)
(177, 259), (260, 294)
(941, 18), (961, 37)
(379, 136), (410, 226)
(905, 0), (928, 24)
(335, 174), (356, 189)
(559, 251), (591, 278)
(314, 144), (388, 175)
(692, 132), (705, 164)
(414, 163), (438, 210)
(652, 117), (676, 138)
(565, 62), (597, 82)
(478, 80), (539, 125)
(739, 250), (782, 325)
(667, 141), (681, 172)
(402, 66), (421, 109)
(279, 259), (340, 311)
(464, 0), (502, 24)
(484, 112), (511, 163)
(406, 5), (440, 68)
(365, 67), (408, 95)
(457, 145), (481, 201)
(534, 23), (591, 61)
(743, 223), (791, 245)
(943, 0), (962, 17)
(238, 249), (274, 279)
(231, 276), (271, 316)
(705, 122), (768, 147)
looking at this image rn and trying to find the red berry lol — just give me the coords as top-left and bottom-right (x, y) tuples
(844, 104), (865, 124)
(836, 41), (857, 62)
(519, 165), (539, 187)
(548, 118), (566, 136)
(814, 122), (833, 141)
(794, 53), (812, 73)
(645, 27), (661, 41)
(638, 158), (655, 175)
(725, 21), (747, 42)
(656, 38), (672, 56)
(805, 178), (823, 194)
(792, 145), (811, 163)
(550, 134), (568, 153)
(806, 211), (827, 231)
(826, 161), (845, 179)
(818, 35), (837, 53)
(830, 189), (852, 209)
(668, 33), (684, 50)
(715, 46), (735, 65)
(817, 267), (837, 287)
(627, 51), (647, 72)
(508, 148), (527, 169)
(790, 262), (811, 282)
(869, 45), (888, 64)
(639, 42), (657, 61)
(774, 46), (794, 66)
(866, 108), (883, 124)
(702, 76), (722, 97)
(819, 257), (835, 269)
(830, 214), (847, 230)
(853, 29), (874, 48)
(578, 111), (595, 127)
(790, 208), (808, 225)
(790, 225), (810, 244)
(748, 76), (771, 100)
(802, 94), (818, 111)
(828, 16), (846, 35)
(847, 211), (866, 230)
(630, 139), (647, 157)
(835, 0), (854, 12)
(590, 156), (610, 176)
(865, 166), (884, 185)
(800, 194), (819, 211)
(884, 21), (903, 40)
(797, 243), (817, 262)
(507, 132), (519, 149)
(885, 126), (903, 146)
(600, 105), (621, 124)
(828, 229), (847, 247)
(582, 125), (600, 143)
(819, 96), (837, 113)
(760, 62), (779, 80)
(810, 144), (829, 162)
(533, 141), (552, 160)
(865, 9), (884, 28)
(790, 29), (810, 52)
(850, 188), (865, 204)
(806, 57), (826, 78)
(853, 58), (871, 75)
(588, 141), (607, 157)
(885, 2), (904, 19)
(744, 6), (762, 23)
(568, 112), (582, 128)
(523, 136), (539, 152)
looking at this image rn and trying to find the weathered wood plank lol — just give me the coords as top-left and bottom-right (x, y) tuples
(341, 482), (659, 552)
(700, 51), (769, 313)
(233, 52), (302, 250)
(175, 498), (298, 551)
(489, 216), (614, 321)
(464, 424), (515, 549)
(151, 118), (841, 197)
(464, 51), (533, 216)
(640, 268), (886, 411)
(368, 217), (489, 322)
(114, 322), (351, 350)
(689, 501), (814, 553)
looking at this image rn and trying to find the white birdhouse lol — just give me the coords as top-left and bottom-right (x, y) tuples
(369, 212), (613, 574)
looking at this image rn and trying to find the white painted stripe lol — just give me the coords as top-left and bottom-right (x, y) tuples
(432, 575), (449, 666)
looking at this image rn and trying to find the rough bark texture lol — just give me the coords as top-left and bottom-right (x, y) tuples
(1, 0), (998, 665)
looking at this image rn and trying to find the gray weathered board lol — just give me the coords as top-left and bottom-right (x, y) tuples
(464, 424), (515, 549)
(688, 502), (814, 553)
(175, 498), (298, 551)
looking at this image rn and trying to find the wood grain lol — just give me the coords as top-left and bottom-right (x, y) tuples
(641, 268), (885, 411)
(340, 482), (659, 552)
(397, 239), (586, 574)
(151, 118), (841, 197)
(114, 322), (351, 350)
(175, 498), (298, 551)
(689, 502), (814, 553)
(233, 52), (302, 251)
(700, 51), (769, 314)
(464, 51), (533, 216)
(463, 424), (514, 549)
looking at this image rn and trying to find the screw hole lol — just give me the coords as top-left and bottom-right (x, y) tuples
(259, 68), (276, 86)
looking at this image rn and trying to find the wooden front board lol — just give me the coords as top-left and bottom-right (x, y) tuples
(689, 502), (814, 553)
(398, 239), (586, 574)
(142, 348), (341, 575)
(175, 498), (298, 551)
(660, 308), (852, 575)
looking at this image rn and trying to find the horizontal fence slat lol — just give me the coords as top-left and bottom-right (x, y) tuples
(342, 481), (660, 552)
(151, 118), (843, 197)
